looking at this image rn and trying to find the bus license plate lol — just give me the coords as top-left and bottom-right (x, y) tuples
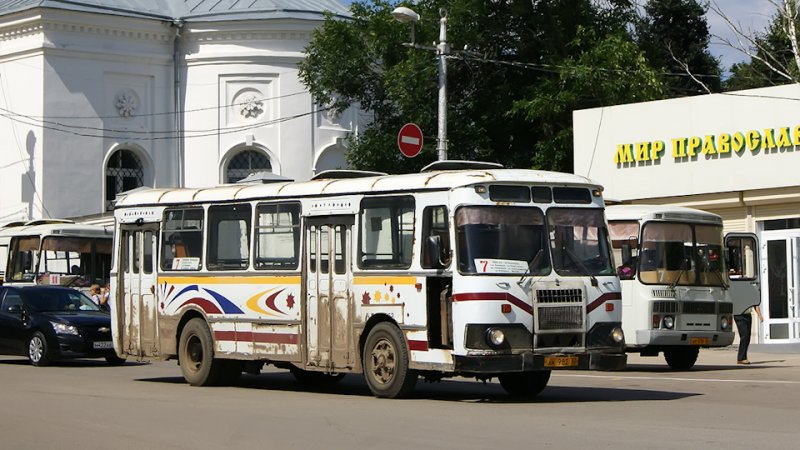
(690, 337), (710, 346)
(544, 355), (579, 368)
(93, 341), (113, 349)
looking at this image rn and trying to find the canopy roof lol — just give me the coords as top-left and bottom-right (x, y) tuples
(0, 0), (350, 22)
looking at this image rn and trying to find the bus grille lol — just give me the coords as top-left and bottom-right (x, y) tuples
(719, 302), (733, 314)
(682, 302), (716, 314)
(538, 306), (583, 330)
(536, 289), (583, 303)
(652, 301), (678, 314)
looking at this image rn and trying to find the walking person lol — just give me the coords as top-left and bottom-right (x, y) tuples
(734, 305), (763, 365)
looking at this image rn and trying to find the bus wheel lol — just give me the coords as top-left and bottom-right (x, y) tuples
(291, 368), (346, 386)
(28, 331), (54, 367)
(498, 370), (551, 398)
(664, 346), (700, 370)
(178, 318), (223, 386)
(362, 322), (417, 398)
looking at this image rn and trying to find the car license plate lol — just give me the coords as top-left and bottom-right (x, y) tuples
(690, 337), (710, 345)
(93, 341), (113, 350)
(544, 355), (579, 368)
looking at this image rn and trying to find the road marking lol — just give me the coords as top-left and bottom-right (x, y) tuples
(554, 374), (800, 384)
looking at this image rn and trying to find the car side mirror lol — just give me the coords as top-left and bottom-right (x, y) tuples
(7, 304), (24, 314)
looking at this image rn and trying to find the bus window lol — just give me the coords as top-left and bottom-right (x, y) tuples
(334, 225), (346, 274)
(161, 208), (204, 271)
(320, 225), (330, 274)
(359, 196), (415, 269)
(255, 203), (300, 270)
(9, 236), (39, 282)
(143, 231), (154, 274)
(608, 221), (640, 278)
(207, 204), (251, 270)
(309, 226), (317, 273)
(422, 206), (450, 269)
(727, 236), (757, 280)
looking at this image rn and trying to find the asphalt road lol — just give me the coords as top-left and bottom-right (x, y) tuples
(1, 348), (798, 450)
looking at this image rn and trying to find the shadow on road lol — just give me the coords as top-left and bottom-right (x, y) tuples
(0, 357), (147, 368)
(623, 363), (786, 373)
(135, 371), (699, 404)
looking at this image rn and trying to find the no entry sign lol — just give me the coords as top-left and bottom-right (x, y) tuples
(397, 123), (424, 158)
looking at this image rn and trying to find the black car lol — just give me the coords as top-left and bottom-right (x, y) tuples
(0, 286), (125, 366)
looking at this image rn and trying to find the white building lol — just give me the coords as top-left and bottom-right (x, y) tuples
(574, 84), (800, 348)
(0, 0), (356, 224)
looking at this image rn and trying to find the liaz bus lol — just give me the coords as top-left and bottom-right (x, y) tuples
(607, 205), (760, 369)
(0, 220), (113, 289)
(111, 162), (626, 398)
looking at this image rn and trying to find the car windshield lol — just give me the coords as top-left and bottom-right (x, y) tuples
(639, 222), (726, 287)
(22, 289), (101, 312)
(547, 208), (615, 276)
(456, 206), (551, 275)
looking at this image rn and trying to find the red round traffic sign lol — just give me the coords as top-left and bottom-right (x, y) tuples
(397, 123), (424, 158)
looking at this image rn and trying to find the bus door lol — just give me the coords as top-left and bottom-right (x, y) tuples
(119, 225), (159, 357)
(304, 216), (355, 371)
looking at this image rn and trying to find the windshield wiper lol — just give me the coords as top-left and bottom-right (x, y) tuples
(562, 247), (598, 287)
(669, 257), (690, 290)
(518, 249), (545, 284)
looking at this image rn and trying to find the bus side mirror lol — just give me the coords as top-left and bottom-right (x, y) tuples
(617, 243), (634, 280)
(621, 244), (632, 266)
(7, 304), (23, 314)
(426, 235), (449, 269)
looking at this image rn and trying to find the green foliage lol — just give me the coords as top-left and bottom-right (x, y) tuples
(636, 0), (722, 95)
(724, 0), (800, 91)
(299, 0), (673, 173)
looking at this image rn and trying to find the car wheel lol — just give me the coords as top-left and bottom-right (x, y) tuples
(362, 322), (417, 398)
(28, 331), (53, 367)
(498, 370), (551, 398)
(178, 318), (224, 386)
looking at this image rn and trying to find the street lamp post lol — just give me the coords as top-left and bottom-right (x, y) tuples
(392, 7), (449, 161)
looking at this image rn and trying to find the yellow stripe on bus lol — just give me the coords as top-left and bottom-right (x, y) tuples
(352, 276), (418, 285)
(158, 276), (301, 285)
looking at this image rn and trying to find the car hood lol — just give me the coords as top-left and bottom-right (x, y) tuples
(38, 312), (111, 327)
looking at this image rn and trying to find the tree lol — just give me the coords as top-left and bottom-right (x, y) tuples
(636, 0), (722, 95)
(299, 0), (665, 173)
(717, 0), (800, 90)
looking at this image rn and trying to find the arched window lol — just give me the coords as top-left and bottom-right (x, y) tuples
(106, 149), (144, 210)
(226, 149), (271, 183)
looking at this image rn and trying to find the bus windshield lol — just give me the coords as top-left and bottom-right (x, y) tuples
(456, 206), (551, 275)
(639, 222), (726, 287)
(548, 208), (615, 276)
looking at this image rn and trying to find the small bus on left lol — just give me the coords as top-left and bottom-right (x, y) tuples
(0, 220), (113, 289)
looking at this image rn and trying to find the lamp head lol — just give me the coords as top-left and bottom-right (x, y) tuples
(391, 6), (420, 23)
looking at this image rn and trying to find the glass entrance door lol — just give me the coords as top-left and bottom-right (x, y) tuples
(762, 231), (800, 342)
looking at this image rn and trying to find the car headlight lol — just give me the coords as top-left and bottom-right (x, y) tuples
(51, 322), (79, 336)
(611, 327), (625, 343)
(486, 328), (506, 347)
(662, 315), (675, 330)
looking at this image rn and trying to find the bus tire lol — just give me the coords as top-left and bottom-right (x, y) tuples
(105, 355), (127, 366)
(362, 322), (417, 399)
(664, 346), (700, 370)
(178, 318), (224, 386)
(498, 370), (551, 398)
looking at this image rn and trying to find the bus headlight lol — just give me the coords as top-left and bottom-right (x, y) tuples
(720, 316), (730, 331)
(662, 315), (675, 330)
(486, 328), (506, 347)
(611, 327), (625, 343)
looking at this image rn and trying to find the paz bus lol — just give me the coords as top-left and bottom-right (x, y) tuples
(0, 220), (113, 289)
(607, 205), (760, 369)
(110, 162), (626, 398)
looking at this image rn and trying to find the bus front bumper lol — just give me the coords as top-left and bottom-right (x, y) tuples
(635, 330), (735, 347)
(453, 351), (627, 374)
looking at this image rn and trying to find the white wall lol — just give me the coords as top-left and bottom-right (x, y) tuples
(574, 84), (800, 201)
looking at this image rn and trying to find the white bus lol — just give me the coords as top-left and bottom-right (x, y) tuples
(607, 205), (760, 369)
(0, 220), (113, 289)
(111, 162), (626, 398)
